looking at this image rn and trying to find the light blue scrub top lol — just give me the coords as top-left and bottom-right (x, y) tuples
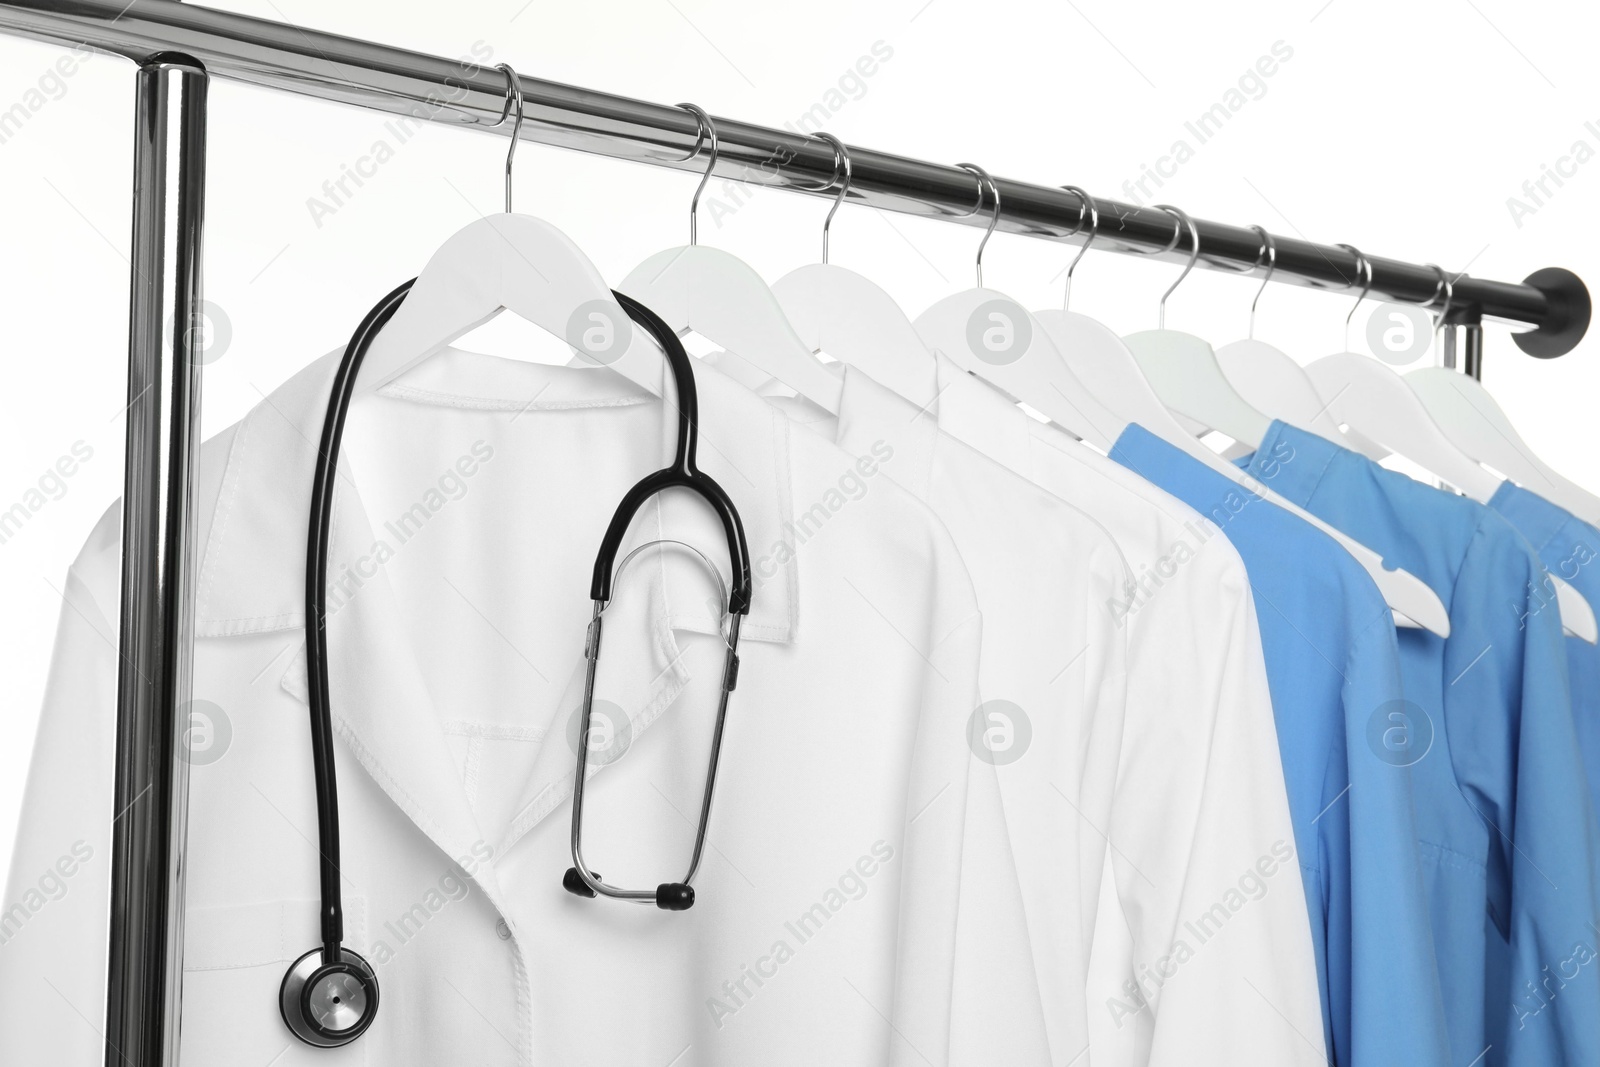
(1111, 424), (1448, 1067)
(1487, 481), (1600, 824)
(1242, 420), (1600, 1067)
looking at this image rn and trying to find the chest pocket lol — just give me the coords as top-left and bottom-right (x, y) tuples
(179, 898), (369, 1066)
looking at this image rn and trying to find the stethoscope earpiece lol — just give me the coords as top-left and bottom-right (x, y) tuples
(280, 946), (380, 1048)
(654, 882), (696, 911)
(562, 866), (697, 911)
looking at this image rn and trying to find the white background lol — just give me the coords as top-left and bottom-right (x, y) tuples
(2, 0), (1597, 872)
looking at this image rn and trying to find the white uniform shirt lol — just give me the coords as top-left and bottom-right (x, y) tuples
(0, 347), (1031, 1066)
(755, 362), (1134, 1063)
(925, 353), (1326, 1067)
(726, 345), (1323, 1066)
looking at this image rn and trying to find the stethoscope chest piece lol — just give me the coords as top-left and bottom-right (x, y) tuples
(280, 946), (380, 1048)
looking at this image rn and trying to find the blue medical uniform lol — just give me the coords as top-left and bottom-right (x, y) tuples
(1110, 424), (1448, 1067)
(1487, 481), (1600, 825)
(1241, 420), (1600, 1067)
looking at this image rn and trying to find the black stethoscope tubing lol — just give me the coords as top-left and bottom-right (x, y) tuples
(289, 280), (752, 1047)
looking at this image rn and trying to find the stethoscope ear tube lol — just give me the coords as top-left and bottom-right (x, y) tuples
(588, 292), (753, 616)
(565, 604), (743, 910)
(565, 293), (752, 910)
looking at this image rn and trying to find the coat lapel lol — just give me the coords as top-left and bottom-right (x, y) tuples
(277, 466), (505, 907)
(193, 346), (799, 894)
(199, 351), (502, 905)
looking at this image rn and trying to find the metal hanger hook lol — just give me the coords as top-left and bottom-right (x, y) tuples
(813, 133), (851, 264)
(956, 163), (1000, 288)
(1426, 263), (1457, 333)
(1059, 185), (1097, 311)
(1336, 244), (1373, 352)
(1247, 225), (1276, 340)
(494, 63), (524, 213)
(1153, 204), (1199, 330)
(1413, 266), (1447, 315)
(677, 103), (718, 246)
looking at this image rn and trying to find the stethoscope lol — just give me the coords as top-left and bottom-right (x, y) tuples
(281, 276), (752, 1048)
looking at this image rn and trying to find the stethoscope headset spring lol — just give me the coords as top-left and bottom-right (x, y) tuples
(285, 279), (752, 1047)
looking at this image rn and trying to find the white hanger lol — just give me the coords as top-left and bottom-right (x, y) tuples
(911, 169), (1125, 453)
(1304, 264), (1506, 503)
(1406, 366), (1600, 527)
(1038, 195), (1450, 636)
(1306, 263), (1596, 642)
(618, 104), (843, 414)
(357, 64), (664, 399)
(1121, 206), (1273, 449)
(770, 133), (939, 410)
(1213, 227), (1356, 447)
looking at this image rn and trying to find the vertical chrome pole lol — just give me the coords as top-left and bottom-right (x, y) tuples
(1463, 322), (1484, 380)
(105, 56), (208, 1067)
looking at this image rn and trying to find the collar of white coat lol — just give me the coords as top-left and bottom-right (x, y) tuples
(711, 346), (1047, 496)
(715, 346), (1065, 488)
(924, 350), (1044, 473)
(729, 354), (944, 501)
(192, 345), (800, 645)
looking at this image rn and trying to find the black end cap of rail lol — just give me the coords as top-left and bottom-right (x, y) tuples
(1516, 267), (1590, 358)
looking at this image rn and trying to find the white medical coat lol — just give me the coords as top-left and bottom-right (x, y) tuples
(759, 363), (1133, 1063)
(731, 350), (1324, 1066)
(928, 353), (1326, 1067)
(0, 347), (1038, 1066)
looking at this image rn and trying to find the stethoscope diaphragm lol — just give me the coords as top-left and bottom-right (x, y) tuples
(279, 946), (380, 1048)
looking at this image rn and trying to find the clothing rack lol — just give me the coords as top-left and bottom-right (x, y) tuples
(0, 2), (1588, 1064)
